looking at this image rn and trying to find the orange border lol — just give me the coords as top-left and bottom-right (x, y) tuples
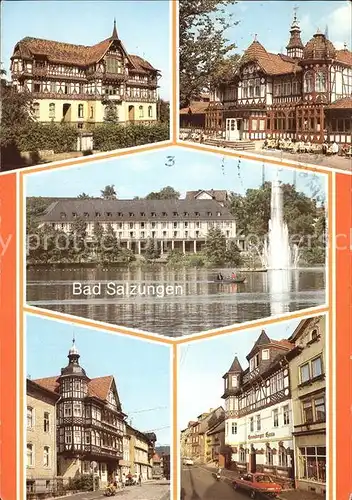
(0, 173), (17, 500)
(335, 172), (352, 500)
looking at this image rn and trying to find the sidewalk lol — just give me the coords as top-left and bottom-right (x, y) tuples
(278, 490), (324, 500)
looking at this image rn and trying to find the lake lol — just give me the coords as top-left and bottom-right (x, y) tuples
(26, 266), (326, 336)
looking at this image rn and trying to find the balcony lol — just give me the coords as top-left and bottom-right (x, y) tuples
(243, 367), (260, 385)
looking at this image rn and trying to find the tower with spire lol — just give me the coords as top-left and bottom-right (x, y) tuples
(286, 8), (304, 59)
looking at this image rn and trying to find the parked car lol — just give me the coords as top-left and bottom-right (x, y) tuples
(183, 458), (194, 466)
(232, 473), (282, 498)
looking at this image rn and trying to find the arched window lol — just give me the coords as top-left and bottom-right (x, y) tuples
(96, 432), (100, 446)
(278, 446), (288, 467)
(139, 105), (144, 118)
(90, 106), (94, 119)
(315, 71), (327, 92)
(304, 72), (314, 93)
(33, 102), (40, 119)
(78, 104), (84, 118)
(148, 105), (153, 118)
(49, 103), (55, 119)
(266, 445), (273, 465)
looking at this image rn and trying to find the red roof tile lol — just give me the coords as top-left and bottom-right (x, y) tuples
(12, 36), (157, 72)
(33, 374), (114, 402)
(327, 97), (352, 109)
(180, 101), (209, 114)
(336, 49), (352, 65)
(240, 40), (301, 75)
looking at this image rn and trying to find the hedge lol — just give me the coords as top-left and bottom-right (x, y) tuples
(93, 122), (169, 151)
(16, 122), (78, 153)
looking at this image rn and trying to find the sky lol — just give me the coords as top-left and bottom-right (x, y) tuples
(26, 314), (171, 446)
(224, 1), (351, 54)
(25, 146), (327, 204)
(1, 0), (170, 100)
(178, 316), (308, 430)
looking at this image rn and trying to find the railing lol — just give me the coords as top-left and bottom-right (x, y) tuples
(243, 367), (260, 384)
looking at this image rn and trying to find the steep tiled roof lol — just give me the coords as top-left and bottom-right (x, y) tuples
(336, 48), (352, 65)
(303, 32), (336, 60)
(179, 101), (209, 114)
(240, 40), (301, 75)
(185, 190), (228, 202)
(327, 97), (352, 109)
(228, 356), (243, 373)
(12, 35), (157, 72)
(33, 374), (114, 402)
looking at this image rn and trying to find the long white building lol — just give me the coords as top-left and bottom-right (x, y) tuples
(39, 198), (237, 254)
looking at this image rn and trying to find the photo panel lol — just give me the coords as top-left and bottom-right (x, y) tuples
(178, 314), (330, 500)
(25, 146), (328, 338)
(24, 313), (172, 499)
(1, 0), (171, 172)
(178, 0), (352, 173)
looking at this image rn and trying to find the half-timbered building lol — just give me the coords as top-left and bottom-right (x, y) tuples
(33, 340), (126, 486)
(205, 13), (352, 145)
(10, 21), (160, 128)
(222, 331), (302, 481)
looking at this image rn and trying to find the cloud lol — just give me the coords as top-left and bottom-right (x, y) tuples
(325, 3), (352, 44)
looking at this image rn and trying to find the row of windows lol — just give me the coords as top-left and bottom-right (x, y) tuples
(304, 71), (327, 93)
(27, 407), (50, 432)
(33, 102), (154, 120)
(237, 445), (289, 467)
(63, 210), (224, 219)
(27, 444), (51, 468)
(63, 429), (122, 449)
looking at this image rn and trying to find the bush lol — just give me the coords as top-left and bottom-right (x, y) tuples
(93, 122), (169, 151)
(67, 474), (99, 491)
(16, 122), (78, 153)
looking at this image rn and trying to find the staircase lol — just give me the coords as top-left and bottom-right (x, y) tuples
(203, 138), (256, 151)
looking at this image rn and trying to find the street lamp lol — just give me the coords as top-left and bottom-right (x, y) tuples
(90, 461), (98, 491)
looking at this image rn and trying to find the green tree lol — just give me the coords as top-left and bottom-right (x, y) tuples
(204, 226), (227, 265)
(77, 192), (92, 199)
(144, 238), (161, 260)
(225, 240), (242, 266)
(101, 185), (117, 199)
(145, 186), (180, 200)
(26, 197), (50, 233)
(179, 0), (239, 107)
(101, 224), (121, 262)
(68, 217), (87, 262)
(92, 221), (104, 261)
(157, 98), (170, 123)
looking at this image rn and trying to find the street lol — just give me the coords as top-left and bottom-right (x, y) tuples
(55, 481), (170, 500)
(181, 466), (249, 500)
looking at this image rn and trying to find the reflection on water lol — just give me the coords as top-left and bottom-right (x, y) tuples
(26, 266), (326, 336)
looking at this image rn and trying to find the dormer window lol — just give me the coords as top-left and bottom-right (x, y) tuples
(217, 211), (221, 216)
(173, 212), (179, 217)
(207, 212), (212, 217)
(83, 212), (89, 218)
(151, 212), (156, 217)
(184, 212), (189, 216)
(231, 375), (238, 388)
(129, 212), (134, 217)
(311, 328), (318, 341)
(162, 212), (167, 217)
(72, 212), (77, 218)
(262, 349), (269, 360)
(106, 212), (112, 217)
(60, 212), (66, 219)
(250, 353), (260, 371)
(117, 212), (122, 217)
(95, 212), (101, 217)
(195, 212), (200, 217)
(140, 212), (146, 217)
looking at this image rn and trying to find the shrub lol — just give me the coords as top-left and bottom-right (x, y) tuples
(16, 122), (78, 153)
(93, 122), (169, 151)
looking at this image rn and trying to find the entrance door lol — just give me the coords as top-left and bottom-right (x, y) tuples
(62, 103), (71, 122)
(128, 105), (135, 121)
(250, 449), (256, 473)
(226, 118), (240, 141)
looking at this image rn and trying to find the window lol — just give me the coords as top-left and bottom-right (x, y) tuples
(304, 72), (314, 93)
(302, 396), (325, 423)
(27, 444), (34, 467)
(139, 105), (144, 118)
(148, 105), (153, 118)
(49, 102), (55, 119)
(300, 363), (310, 383)
(33, 83), (41, 93)
(64, 403), (72, 417)
(231, 375), (238, 388)
(312, 357), (323, 378)
(315, 71), (326, 92)
(43, 446), (50, 467)
(44, 412), (50, 432)
(266, 446), (273, 465)
(33, 102), (40, 119)
(78, 104), (84, 118)
(262, 349), (269, 360)
(65, 430), (72, 444)
(256, 414), (261, 431)
(250, 417), (254, 432)
(27, 407), (34, 428)
(231, 422), (237, 434)
(298, 447), (326, 483)
(239, 448), (246, 462)
(74, 430), (81, 443)
(278, 446), (288, 467)
(283, 405), (290, 425)
(273, 409), (279, 427)
(73, 403), (82, 417)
